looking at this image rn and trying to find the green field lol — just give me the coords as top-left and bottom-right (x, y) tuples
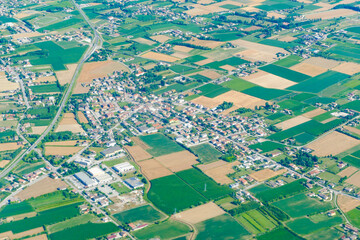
(113, 205), (163, 223)
(347, 207), (360, 228)
(28, 190), (83, 211)
(242, 86), (291, 100)
(195, 214), (250, 240)
(30, 84), (61, 93)
(221, 76), (256, 92)
(0, 201), (34, 218)
(249, 141), (285, 153)
(238, 209), (278, 234)
(341, 100), (360, 112)
(287, 216), (343, 235)
(257, 227), (303, 240)
(249, 184), (271, 194)
(260, 64), (310, 82)
(133, 220), (190, 240)
(170, 65), (196, 73)
(274, 55), (302, 67)
(49, 222), (119, 240)
(47, 214), (97, 233)
(148, 174), (207, 214)
(197, 83), (230, 98)
(346, 27), (360, 34)
(139, 133), (184, 157)
(37, 18), (82, 32)
(190, 143), (222, 163)
(288, 71), (350, 93)
(272, 193), (333, 218)
(255, 179), (307, 202)
(204, 57), (249, 70)
(177, 168), (232, 200)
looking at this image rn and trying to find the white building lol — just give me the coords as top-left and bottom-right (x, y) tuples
(112, 162), (135, 174)
(88, 166), (112, 184)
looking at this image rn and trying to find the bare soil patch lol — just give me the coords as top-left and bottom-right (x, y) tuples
(137, 159), (173, 180)
(337, 194), (360, 212)
(173, 202), (225, 224)
(15, 177), (67, 200)
(198, 160), (238, 184)
(337, 166), (358, 178)
(249, 168), (287, 182)
(55, 64), (78, 85)
(307, 131), (360, 157)
(141, 52), (180, 62)
(302, 108), (327, 118)
(155, 150), (198, 172)
(275, 116), (311, 130)
(151, 35), (171, 43)
(125, 145), (152, 162)
(290, 62), (327, 77)
(0, 142), (22, 152)
(332, 62), (360, 75)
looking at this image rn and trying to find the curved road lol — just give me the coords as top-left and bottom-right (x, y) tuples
(0, 0), (103, 179)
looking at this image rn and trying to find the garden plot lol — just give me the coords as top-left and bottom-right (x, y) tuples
(124, 145), (152, 162)
(55, 64), (78, 85)
(337, 194), (360, 212)
(345, 171), (360, 188)
(290, 62), (327, 77)
(155, 150), (198, 172)
(307, 131), (360, 156)
(55, 113), (84, 133)
(141, 51), (180, 62)
(275, 116), (311, 130)
(173, 202), (224, 224)
(137, 159), (173, 180)
(249, 168), (287, 182)
(15, 177), (67, 200)
(332, 62), (360, 75)
(150, 35), (171, 43)
(243, 70), (296, 89)
(198, 160), (239, 184)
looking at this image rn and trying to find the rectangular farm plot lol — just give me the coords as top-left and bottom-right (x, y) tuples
(155, 150), (198, 172)
(185, 38), (224, 49)
(242, 86), (291, 101)
(55, 113), (84, 133)
(260, 64), (311, 82)
(345, 171), (360, 188)
(139, 133), (184, 157)
(198, 160), (238, 184)
(275, 115), (311, 130)
(137, 159), (173, 180)
(0, 142), (22, 151)
(124, 145), (152, 162)
(301, 108), (327, 118)
(288, 71), (350, 93)
(249, 168), (287, 182)
(331, 62), (360, 75)
(113, 205), (164, 223)
(302, 57), (340, 69)
(337, 166), (358, 178)
(141, 51), (180, 62)
(45, 146), (83, 156)
(290, 62), (327, 77)
(173, 202), (224, 224)
(337, 194), (360, 213)
(307, 131), (359, 157)
(242, 70), (297, 90)
(189, 69), (222, 80)
(197, 83), (230, 98)
(190, 143), (222, 163)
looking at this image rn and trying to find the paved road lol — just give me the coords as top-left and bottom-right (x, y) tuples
(0, 0), (102, 179)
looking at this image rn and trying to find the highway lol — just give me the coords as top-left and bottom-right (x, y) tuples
(0, 0), (103, 179)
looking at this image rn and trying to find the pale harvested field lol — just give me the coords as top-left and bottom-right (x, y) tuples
(243, 70), (296, 89)
(242, 6), (261, 12)
(173, 202), (225, 224)
(55, 64), (78, 85)
(279, 36), (296, 42)
(137, 159), (173, 180)
(12, 32), (43, 40)
(337, 194), (360, 212)
(195, 58), (214, 66)
(25, 234), (48, 240)
(173, 45), (193, 53)
(45, 140), (80, 146)
(55, 113), (84, 133)
(249, 168), (287, 182)
(185, 38), (224, 49)
(16, 177), (67, 200)
(332, 62), (360, 75)
(220, 64), (237, 71)
(307, 131), (360, 156)
(302, 57), (340, 69)
(195, 69), (222, 79)
(268, 12), (285, 19)
(156, 150), (198, 172)
(321, 117), (337, 124)
(290, 62), (327, 77)
(77, 111), (88, 123)
(185, 1), (243, 16)
(191, 96), (220, 109)
(338, 166), (358, 178)
(33, 76), (56, 83)
(172, 51), (190, 59)
(344, 126), (360, 135)
(302, 108), (327, 118)
(0, 142), (22, 151)
(131, 137), (150, 149)
(232, 39), (288, 62)
(134, 37), (156, 45)
(14, 10), (38, 19)
(346, 171), (360, 188)
(275, 116), (311, 130)
(0, 160), (10, 168)
(305, 9), (357, 20)
(0, 227), (44, 239)
(0, 72), (19, 91)
(198, 160), (239, 184)
(125, 145), (152, 162)
(45, 146), (82, 155)
(151, 35), (171, 43)
(74, 60), (129, 93)
(32, 126), (47, 135)
(11, 212), (37, 221)
(214, 90), (267, 110)
(141, 51), (180, 62)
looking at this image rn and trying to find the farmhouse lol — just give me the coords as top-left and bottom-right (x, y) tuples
(101, 145), (123, 157)
(74, 172), (97, 188)
(88, 166), (112, 184)
(112, 162), (135, 174)
(124, 177), (144, 189)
